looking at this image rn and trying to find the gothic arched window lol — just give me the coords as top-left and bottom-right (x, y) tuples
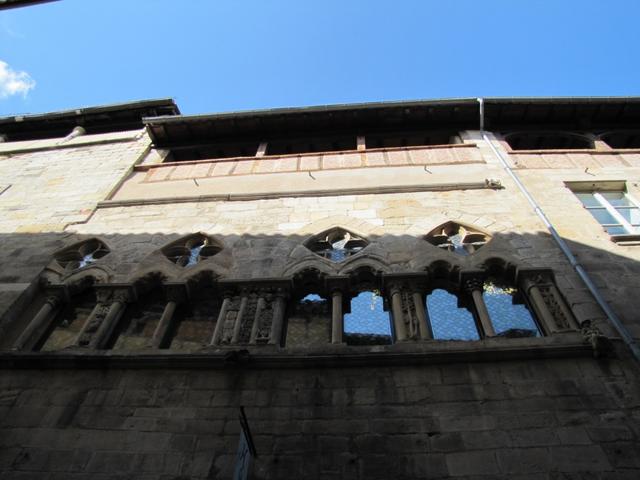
(54, 238), (110, 272)
(426, 222), (489, 256)
(161, 233), (222, 267)
(305, 227), (369, 262)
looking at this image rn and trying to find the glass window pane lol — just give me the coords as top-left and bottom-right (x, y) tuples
(483, 283), (541, 337)
(344, 291), (392, 345)
(426, 289), (479, 341)
(588, 208), (618, 225)
(601, 192), (633, 207)
(615, 207), (640, 224)
(576, 193), (600, 207)
(605, 225), (630, 235)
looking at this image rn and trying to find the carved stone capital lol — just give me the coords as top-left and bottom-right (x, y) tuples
(45, 294), (64, 309)
(580, 320), (612, 358)
(464, 278), (484, 293)
(95, 289), (113, 304)
(112, 289), (131, 304)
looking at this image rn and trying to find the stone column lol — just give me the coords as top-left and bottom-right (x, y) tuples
(269, 291), (286, 346)
(390, 286), (408, 342)
(249, 297), (266, 344)
(412, 291), (432, 340)
(211, 292), (233, 346)
(12, 294), (63, 351)
(331, 289), (343, 344)
(465, 278), (495, 337)
(152, 287), (185, 349)
(231, 295), (249, 344)
(90, 290), (129, 349)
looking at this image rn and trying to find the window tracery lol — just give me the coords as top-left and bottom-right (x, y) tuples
(54, 238), (110, 271)
(161, 233), (222, 267)
(305, 228), (368, 262)
(426, 222), (489, 256)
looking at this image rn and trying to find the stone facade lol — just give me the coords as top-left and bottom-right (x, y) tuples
(1, 98), (640, 479)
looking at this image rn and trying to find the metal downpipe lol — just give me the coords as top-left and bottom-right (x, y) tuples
(477, 97), (640, 362)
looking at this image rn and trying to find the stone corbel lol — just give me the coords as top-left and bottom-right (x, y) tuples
(580, 319), (612, 358)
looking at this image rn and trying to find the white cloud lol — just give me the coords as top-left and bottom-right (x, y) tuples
(0, 60), (35, 99)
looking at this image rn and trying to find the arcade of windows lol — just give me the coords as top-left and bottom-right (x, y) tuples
(10, 227), (578, 353)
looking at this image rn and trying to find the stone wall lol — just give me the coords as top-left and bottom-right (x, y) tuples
(1, 356), (639, 479)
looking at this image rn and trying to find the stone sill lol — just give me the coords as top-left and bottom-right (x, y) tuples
(0, 333), (597, 369)
(136, 143), (478, 171)
(509, 148), (640, 155)
(98, 180), (496, 208)
(610, 234), (640, 245)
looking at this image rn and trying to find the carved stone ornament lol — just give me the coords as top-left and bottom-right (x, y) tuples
(220, 296), (241, 345)
(580, 320), (612, 357)
(401, 290), (420, 339)
(77, 303), (110, 346)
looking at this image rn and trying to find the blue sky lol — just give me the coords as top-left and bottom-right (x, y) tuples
(1, 0), (639, 116)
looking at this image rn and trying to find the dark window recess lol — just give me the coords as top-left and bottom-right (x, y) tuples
(107, 289), (166, 350)
(426, 289), (479, 341)
(366, 130), (461, 149)
(37, 290), (96, 351)
(167, 287), (222, 350)
(482, 279), (541, 338)
(504, 132), (593, 150)
(267, 135), (356, 155)
(344, 290), (392, 345)
(286, 293), (331, 347)
(600, 131), (640, 149)
(166, 141), (259, 161)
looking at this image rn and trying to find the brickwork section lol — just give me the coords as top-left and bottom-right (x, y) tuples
(141, 145), (484, 183)
(512, 151), (640, 169)
(1, 357), (639, 479)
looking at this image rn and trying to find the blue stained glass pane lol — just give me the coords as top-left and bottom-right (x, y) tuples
(301, 293), (324, 303)
(483, 283), (541, 337)
(344, 291), (392, 339)
(426, 289), (479, 341)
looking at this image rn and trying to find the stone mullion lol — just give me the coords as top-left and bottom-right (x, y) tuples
(249, 297), (267, 344)
(522, 278), (558, 334)
(269, 291), (286, 346)
(465, 279), (495, 338)
(231, 295), (249, 345)
(390, 286), (408, 342)
(151, 286), (186, 349)
(151, 300), (178, 348)
(210, 293), (233, 346)
(75, 291), (113, 347)
(12, 294), (63, 351)
(90, 290), (129, 349)
(331, 289), (343, 344)
(412, 291), (432, 340)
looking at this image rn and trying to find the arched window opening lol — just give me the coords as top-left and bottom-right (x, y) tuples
(483, 279), (541, 338)
(426, 222), (489, 256)
(344, 290), (392, 345)
(166, 286), (222, 350)
(306, 228), (369, 262)
(505, 132), (593, 150)
(107, 289), (166, 350)
(162, 234), (222, 267)
(37, 290), (95, 351)
(426, 288), (480, 341)
(286, 293), (331, 347)
(54, 239), (110, 272)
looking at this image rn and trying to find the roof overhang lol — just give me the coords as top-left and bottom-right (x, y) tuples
(0, 0), (59, 10)
(0, 98), (180, 141)
(144, 97), (640, 148)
